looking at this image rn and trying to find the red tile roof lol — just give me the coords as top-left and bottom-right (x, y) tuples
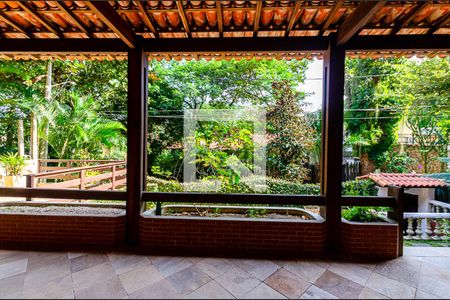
(356, 173), (447, 188)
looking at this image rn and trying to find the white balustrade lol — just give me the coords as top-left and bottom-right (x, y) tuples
(403, 212), (450, 241)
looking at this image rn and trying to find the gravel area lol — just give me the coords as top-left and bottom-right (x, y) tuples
(164, 211), (310, 220)
(0, 205), (125, 216)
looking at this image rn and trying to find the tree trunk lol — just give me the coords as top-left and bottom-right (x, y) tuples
(17, 119), (24, 157)
(40, 60), (52, 161)
(30, 112), (38, 160)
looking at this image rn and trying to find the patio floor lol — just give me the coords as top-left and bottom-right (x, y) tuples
(0, 247), (449, 299)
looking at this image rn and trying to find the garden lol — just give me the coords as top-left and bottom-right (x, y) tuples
(0, 57), (449, 226)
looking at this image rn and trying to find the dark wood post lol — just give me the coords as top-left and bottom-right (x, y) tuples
(321, 33), (345, 253)
(111, 165), (117, 191)
(126, 40), (148, 245)
(388, 186), (405, 257)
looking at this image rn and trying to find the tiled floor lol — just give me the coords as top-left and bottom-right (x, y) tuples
(0, 247), (449, 299)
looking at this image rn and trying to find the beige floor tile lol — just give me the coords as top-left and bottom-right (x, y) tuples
(0, 258), (28, 281)
(23, 274), (74, 299)
(264, 268), (310, 299)
(72, 262), (117, 290)
(194, 258), (235, 279)
(0, 274), (25, 298)
(119, 264), (164, 294)
(417, 273), (450, 299)
(242, 283), (287, 299)
(152, 256), (193, 278)
(232, 259), (280, 281)
(27, 252), (68, 272)
(415, 289), (445, 299)
(184, 280), (235, 299)
(374, 257), (422, 287)
(0, 251), (29, 266)
(215, 267), (260, 298)
(299, 285), (339, 299)
(420, 260), (450, 283)
(315, 270), (364, 299)
(75, 276), (127, 299)
(70, 253), (107, 273)
(358, 287), (389, 299)
(366, 272), (416, 299)
(128, 279), (182, 299)
(165, 266), (211, 295)
(23, 260), (71, 291)
(108, 253), (151, 275)
(282, 261), (326, 283)
(328, 262), (373, 286)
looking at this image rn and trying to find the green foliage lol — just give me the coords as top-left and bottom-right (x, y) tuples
(345, 58), (408, 166)
(397, 58), (450, 172)
(267, 81), (315, 181)
(46, 94), (126, 160)
(380, 151), (418, 173)
(147, 176), (375, 197)
(246, 208), (267, 218)
(345, 57), (449, 172)
(0, 153), (26, 176)
(342, 179), (377, 196)
(342, 207), (379, 223)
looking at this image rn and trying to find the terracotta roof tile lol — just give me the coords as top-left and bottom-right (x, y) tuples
(356, 173), (448, 188)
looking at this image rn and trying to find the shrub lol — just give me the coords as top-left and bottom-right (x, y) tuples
(342, 206), (380, 222)
(342, 179), (377, 196)
(0, 153), (26, 176)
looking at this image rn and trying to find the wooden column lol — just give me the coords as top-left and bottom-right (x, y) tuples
(321, 34), (345, 252)
(126, 42), (148, 244)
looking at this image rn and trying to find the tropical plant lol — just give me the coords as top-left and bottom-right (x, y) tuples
(0, 153), (26, 176)
(46, 94), (126, 160)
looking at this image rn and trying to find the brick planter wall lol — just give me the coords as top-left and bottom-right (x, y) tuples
(140, 216), (326, 258)
(0, 213), (126, 250)
(341, 219), (399, 259)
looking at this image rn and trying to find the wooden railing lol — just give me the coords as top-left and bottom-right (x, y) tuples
(38, 159), (121, 173)
(27, 161), (127, 192)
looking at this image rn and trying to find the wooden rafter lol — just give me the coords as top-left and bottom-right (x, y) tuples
(176, 1), (191, 38)
(216, 0), (223, 37)
(51, 1), (92, 37)
(319, 1), (344, 36)
(85, 1), (136, 48)
(286, 0), (303, 36)
(16, 1), (62, 38)
(0, 11), (31, 38)
(391, 0), (431, 35)
(428, 11), (450, 34)
(253, 1), (263, 36)
(337, 1), (386, 45)
(136, 1), (158, 38)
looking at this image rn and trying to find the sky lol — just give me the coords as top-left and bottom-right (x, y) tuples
(299, 58), (323, 112)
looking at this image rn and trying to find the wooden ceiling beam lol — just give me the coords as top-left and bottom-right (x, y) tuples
(216, 1), (223, 37)
(176, 1), (191, 38)
(16, 2), (62, 38)
(337, 1), (386, 45)
(428, 11), (450, 34)
(319, 1), (344, 36)
(286, 0), (303, 36)
(51, 1), (92, 37)
(391, 0), (431, 35)
(85, 1), (136, 48)
(0, 11), (31, 38)
(253, 1), (263, 37)
(136, 1), (158, 38)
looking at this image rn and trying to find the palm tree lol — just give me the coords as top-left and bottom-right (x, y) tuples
(46, 94), (126, 160)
